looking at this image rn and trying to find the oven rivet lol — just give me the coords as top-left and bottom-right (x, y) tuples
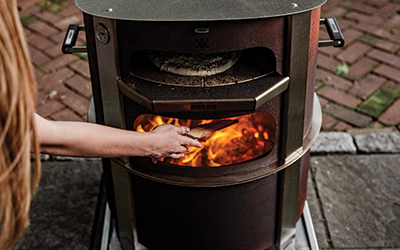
(290, 3), (298, 8)
(105, 8), (113, 12)
(95, 23), (110, 45)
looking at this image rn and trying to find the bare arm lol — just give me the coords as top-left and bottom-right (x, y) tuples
(34, 114), (201, 159)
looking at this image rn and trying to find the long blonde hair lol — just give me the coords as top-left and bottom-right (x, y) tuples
(0, 0), (41, 249)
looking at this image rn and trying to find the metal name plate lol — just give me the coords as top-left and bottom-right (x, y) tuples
(152, 99), (254, 113)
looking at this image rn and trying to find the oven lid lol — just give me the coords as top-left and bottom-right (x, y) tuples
(76, 0), (326, 21)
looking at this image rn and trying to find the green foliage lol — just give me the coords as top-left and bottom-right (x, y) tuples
(75, 52), (88, 62)
(20, 15), (36, 27)
(38, 0), (68, 14)
(359, 34), (378, 46)
(358, 83), (400, 118)
(335, 63), (350, 75)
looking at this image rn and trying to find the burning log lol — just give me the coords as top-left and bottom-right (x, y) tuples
(134, 112), (275, 167)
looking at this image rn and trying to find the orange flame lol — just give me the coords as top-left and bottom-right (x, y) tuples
(134, 113), (275, 167)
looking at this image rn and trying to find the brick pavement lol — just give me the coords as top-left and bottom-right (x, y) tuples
(18, 0), (400, 130)
(19, 0), (88, 122)
(318, 0), (400, 132)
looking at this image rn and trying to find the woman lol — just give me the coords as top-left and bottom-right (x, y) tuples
(0, 1), (201, 249)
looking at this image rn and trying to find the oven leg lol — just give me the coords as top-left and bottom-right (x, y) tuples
(276, 7), (316, 249)
(276, 158), (302, 250)
(302, 201), (319, 250)
(110, 161), (136, 249)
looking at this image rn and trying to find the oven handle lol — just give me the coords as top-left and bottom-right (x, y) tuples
(62, 24), (87, 54)
(318, 17), (345, 48)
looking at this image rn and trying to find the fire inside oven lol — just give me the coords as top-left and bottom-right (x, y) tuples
(133, 112), (275, 167)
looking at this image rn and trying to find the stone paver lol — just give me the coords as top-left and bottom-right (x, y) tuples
(310, 154), (400, 248)
(348, 74), (386, 99)
(357, 82), (400, 118)
(65, 74), (93, 98)
(323, 102), (373, 127)
(318, 86), (361, 108)
(310, 132), (357, 154)
(35, 67), (74, 89)
(317, 69), (354, 91)
(374, 64), (400, 83)
(13, 160), (102, 250)
(379, 98), (400, 125)
(354, 132), (400, 153)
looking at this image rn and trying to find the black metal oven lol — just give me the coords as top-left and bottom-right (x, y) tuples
(62, 0), (344, 249)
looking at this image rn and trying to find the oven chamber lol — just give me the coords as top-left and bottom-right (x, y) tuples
(71, 0), (334, 249)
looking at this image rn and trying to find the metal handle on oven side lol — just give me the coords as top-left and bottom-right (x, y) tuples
(62, 24), (87, 54)
(319, 17), (345, 47)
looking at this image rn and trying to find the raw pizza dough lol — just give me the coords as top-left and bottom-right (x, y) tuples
(147, 51), (241, 76)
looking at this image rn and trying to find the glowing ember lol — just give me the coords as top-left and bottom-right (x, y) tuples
(134, 113), (275, 167)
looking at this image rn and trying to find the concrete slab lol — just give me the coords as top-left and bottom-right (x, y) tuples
(354, 133), (400, 153)
(13, 159), (102, 250)
(311, 132), (357, 154)
(10, 154), (400, 250)
(306, 173), (331, 249)
(310, 154), (400, 248)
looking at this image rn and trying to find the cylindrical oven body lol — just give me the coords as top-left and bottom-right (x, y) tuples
(81, 4), (322, 250)
(132, 169), (278, 250)
(130, 151), (311, 250)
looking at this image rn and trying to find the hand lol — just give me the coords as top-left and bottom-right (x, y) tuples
(148, 124), (202, 161)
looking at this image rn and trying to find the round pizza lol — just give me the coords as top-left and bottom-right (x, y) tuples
(146, 51), (241, 76)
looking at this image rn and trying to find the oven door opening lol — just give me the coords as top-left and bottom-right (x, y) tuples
(134, 112), (275, 167)
(129, 47), (277, 87)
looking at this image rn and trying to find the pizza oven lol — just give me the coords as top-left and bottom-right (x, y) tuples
(62, 0), (344, 249)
